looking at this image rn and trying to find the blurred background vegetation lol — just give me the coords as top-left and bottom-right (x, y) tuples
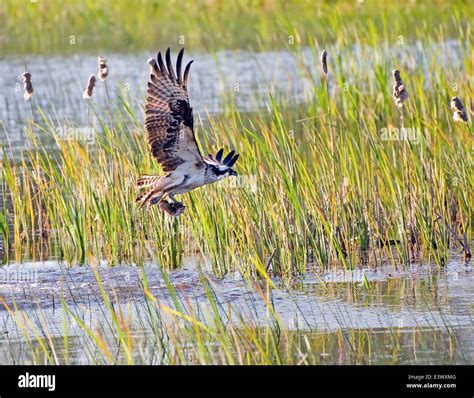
(1, 0), (471, 55)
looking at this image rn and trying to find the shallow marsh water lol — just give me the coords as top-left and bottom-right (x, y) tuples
(0, 39), (467, 149)
(0, 40), (472, 364)
(0, 257), (472, 364)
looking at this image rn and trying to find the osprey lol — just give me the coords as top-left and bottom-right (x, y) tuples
(136, 48), (239, 216)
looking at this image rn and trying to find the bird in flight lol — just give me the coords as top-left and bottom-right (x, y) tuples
(136, 48), (239, 216)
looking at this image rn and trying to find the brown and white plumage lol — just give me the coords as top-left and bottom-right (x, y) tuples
(136, 48), (239, 215)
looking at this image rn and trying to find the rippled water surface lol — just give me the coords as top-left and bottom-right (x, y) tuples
(1, 40), (472, 365)
(1, 40), (467, 148)
(0, 257), (472, 364)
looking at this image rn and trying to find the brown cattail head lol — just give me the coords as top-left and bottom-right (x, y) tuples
(392, 69), (402, 83)
(392, 69), (408, 108)
(22, 72), (33, 101)
(450, 96), (468, 122)
(98, 56), (108, 81)
(83, 74), (97, 100)
(321, 49), (328, 74)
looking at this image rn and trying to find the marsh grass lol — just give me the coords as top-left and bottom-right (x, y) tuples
(1, 71), (473, 274)
(3, 0), (471, 56)
(1, 262), (469, 365)
(1, 46), (472, 273)
(1, 0), (473, 367)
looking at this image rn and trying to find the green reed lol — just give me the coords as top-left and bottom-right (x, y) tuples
(1, 4), (473, 275)
(1, 77), (472, 273)
(1, 0), (472, 367)
(3, 0), (470, 56)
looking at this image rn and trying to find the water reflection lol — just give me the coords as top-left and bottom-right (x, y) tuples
(0, 257), (472, 364)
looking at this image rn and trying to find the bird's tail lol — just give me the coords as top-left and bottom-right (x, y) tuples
(135, 174), (175, 209)
(136, 175), (161, 188)
(135, 186), (165, 209)
(135, 175), (164, 209)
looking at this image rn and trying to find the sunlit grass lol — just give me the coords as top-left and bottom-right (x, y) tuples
(0, 0), (472, 367)
(1, 21), (473, 273)
(2, 0), (471, 56)
(1, 74), (472, 274)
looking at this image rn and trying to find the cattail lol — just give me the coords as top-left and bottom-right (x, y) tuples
(320, 49), (328, 74)
(98, 56), (108, 81)
(450, 96), (468, 122)
(83, 74), (97, 99)
(321, 48), (335, 182)
(392, 69), (409, 108)
(147, 57), (157, 72)
(22, 72), (33, 101)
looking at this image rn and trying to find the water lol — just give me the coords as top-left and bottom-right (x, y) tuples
(0, 257), (472, 364)
(0, 40), (467, 150)
(1, 41), (472, 364)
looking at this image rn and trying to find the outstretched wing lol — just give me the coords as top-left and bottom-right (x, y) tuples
(145, 48), (203, 172)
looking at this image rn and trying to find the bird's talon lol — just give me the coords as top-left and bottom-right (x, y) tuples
(159, 200), (186, 217)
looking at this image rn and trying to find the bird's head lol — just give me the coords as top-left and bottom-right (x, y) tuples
(205, 148), (239, 181)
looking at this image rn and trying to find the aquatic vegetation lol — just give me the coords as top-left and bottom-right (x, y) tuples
(1, 78), (472, 272)
(450, 96), (468, 123)
(21, 72), (33, 102)
(392, 69), (409, 109)
(1, 29), (472, 272)
(82, 75), (97, 100)
(2, 0), (471, 56)
(1, 261), (470, 365)
(0, 0), (472, 368)
(97, 57), (109, 82)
